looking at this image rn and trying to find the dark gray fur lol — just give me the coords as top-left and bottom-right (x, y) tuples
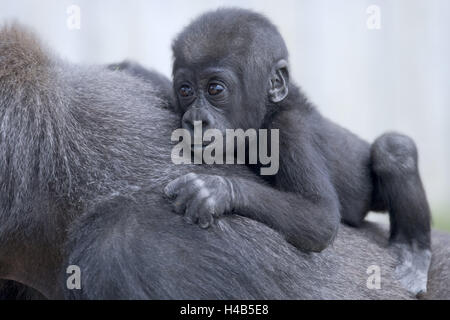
(0, 23), (448, 300)
(107, 60), (175, 109)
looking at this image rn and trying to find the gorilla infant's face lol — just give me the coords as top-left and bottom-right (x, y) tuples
(172, 55), (289, 145)
(173, 63), (259, 138)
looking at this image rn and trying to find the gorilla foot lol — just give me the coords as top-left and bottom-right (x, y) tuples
(393, 242), (432, 297)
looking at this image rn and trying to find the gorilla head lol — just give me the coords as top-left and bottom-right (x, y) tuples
(172, 8), (290, 135)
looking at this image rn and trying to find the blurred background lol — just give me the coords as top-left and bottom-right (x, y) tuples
(1, 0), (449, 231)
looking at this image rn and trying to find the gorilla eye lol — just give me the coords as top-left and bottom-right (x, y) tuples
(208, 83), (224, 96)
(179, 85), (194, 98)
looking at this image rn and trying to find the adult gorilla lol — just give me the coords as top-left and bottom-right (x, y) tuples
(0, 24), (448, 300)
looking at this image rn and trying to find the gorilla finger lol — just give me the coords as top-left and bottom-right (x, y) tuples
(182, 196), (198, 225)
(184, 195), (206, 226)
(164, 172), (199, 198)
(183, 211), (198, 225)
(172, 185), (199, 214)
(205, 197), (219, 218)
(198, 209), (214, 229)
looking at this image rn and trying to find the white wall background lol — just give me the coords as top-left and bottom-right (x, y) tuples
(1, 0), (449, 225)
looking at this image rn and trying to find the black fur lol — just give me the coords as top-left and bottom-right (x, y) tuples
(168, 8), (432, 295)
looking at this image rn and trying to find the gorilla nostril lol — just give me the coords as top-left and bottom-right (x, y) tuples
(182, 118), (211, 132)
(182, 118), (194, 131)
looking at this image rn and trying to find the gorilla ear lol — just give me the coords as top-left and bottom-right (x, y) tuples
(268, 60), (289, 103)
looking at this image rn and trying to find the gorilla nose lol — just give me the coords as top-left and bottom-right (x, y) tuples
(182, 118), (210, 132)
(181, 112), (211, 133)
(182, 117), (195, 132)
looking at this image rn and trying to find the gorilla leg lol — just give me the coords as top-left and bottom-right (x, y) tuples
(371, 132), (431, 295)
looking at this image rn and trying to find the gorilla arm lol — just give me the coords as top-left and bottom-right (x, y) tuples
(164, 170), (340, 253)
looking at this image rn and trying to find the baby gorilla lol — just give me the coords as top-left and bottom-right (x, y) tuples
(165, 8), (431, 295)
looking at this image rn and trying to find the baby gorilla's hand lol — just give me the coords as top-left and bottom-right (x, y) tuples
(164, 173), (235, 228)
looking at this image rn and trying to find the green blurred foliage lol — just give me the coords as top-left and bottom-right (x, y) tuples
(433, 208), (450, 232)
